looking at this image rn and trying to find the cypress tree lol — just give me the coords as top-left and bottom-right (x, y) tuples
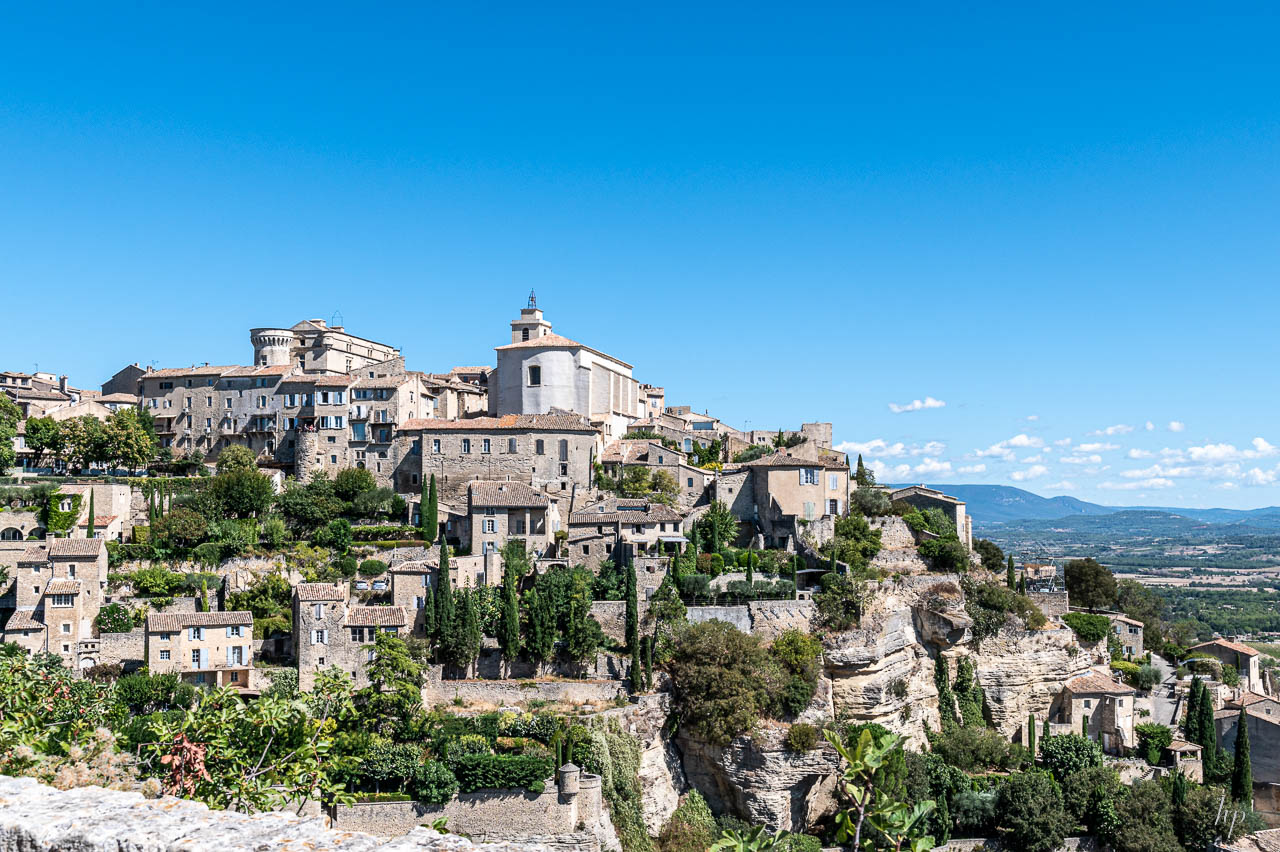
(1171, 768), (1188, 814)
(86, 490), (95, 538)
(423, 474), (438, 540)
(829, 549), (838, 575)
(642, 633), (653, 690)
(934, 657), (956, 730)
(499, 559), (521, 665)
(625, 563), (639, 654)
(1200, 691), (1218, 780)
(691, 526), (702, 556)
(422, 585), (436, 642)
(855, 454), (868, 487)
(1006, 555), (1015, 589)
(1187, 678), (1204, 743)
(745, 550), (754, 585)
(525, 586), (554, 663)
(1232, 705), (1252, 802)
(1018, 571), (1026, 595)
(436, 543), (455, 664)
(1042, 718), (1049, 742)
(1028, 713), (1037, 756)
(148, 490), (156, 528)
(710, 520), (721, 555)
(630, 644), (642, 692)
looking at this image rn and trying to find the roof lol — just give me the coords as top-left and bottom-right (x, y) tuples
(494, 332), (633, 368)
(743, 450), (849, 471)
(45, 579), (81, 594)
(1234, 692), (1277, 707)
(18, 546), (49, 563)
(890, 485), (964, 504)
(146, 610), (254, 632)
(468, 481), (551, 509)
(146, 365), (238, 378)
(296, 583), (347, 602)
(345, 606), (407, 627)
(97, 393), (140, 403)
(1166, 739), (1202, 752)
(78, 516), (116, 527)
(1065, 670), (1136, 695)
(352, 374), (416, 389)
(1109, 614), (1144, 627)
(48, 538), (105, 558)
(449, 366), (492, 375)
(4, 611), (45, 632)
(400, 412), (596, 432)
(280, 374), (354, 387)
(1189, 638), (1259, 658)
(569, 497), (684, 525)
(601, 439), (685, 465)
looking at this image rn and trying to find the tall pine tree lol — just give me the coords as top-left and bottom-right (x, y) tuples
(1199, 687), (1218, 780)
(499, 554), (521, 666)
(1006, 555), (1015, 589)
(86, 490), (95, 538)
(435, 543), (456, 665)
(1231, 705), (1252, 802)
(1186, 678), (1204, 743)
(624, 562), (639, 654)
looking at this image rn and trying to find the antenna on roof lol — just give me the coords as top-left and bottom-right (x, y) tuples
(527, 289), (537, 309)
(330, 310), (344, 328)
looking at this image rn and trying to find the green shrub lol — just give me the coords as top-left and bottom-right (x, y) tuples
(666, 620), (785, 745)
(1062, 612), (1111, 643)
(452, 754), (554, 793)
(410, 759), (458, 804)
(929, 724), (1026, 772)
(658, 791), (718, 852)
(1039, 734), (1103, 781)
(785, 723), (819, 752)
(778, 836), (822, 852)
(95, 603), (137, 634)
(1135, 723), (1173, 765)
(443, 733), (492, 767)
(358, 558), (389, 577)
(676, 574), (711, 599)
(351, 525), (424, 541)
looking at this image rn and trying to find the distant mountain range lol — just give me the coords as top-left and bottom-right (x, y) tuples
(888, 483), (1280, 530)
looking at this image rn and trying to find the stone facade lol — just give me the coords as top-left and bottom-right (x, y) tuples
(889, 485), (973, 549)
(251, 318), (400, 374)
(466, 481), (562, 557)
(293, 583), (408, 688)
(568, 498), (685, 561)
(3, 538), (108, 670)
(732, 451), (851, 547)
(145, 610), (255, 690)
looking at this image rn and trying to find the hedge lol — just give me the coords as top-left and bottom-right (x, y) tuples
(1062, 612), (1111, 643)
(351, 526), (424, 541)
(452, 754), (554, 793)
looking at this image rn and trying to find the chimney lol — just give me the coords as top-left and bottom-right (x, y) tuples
(58, 375), (68, 393)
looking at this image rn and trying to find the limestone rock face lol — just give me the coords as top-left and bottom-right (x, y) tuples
(612, 690), (685, 835)
(969, 625), (1091, 737)
(868, 517), (930, 575)
(676, 727), (841, 832)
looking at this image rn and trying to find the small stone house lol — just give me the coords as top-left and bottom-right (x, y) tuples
(1055, 669), (1137, 755)
(292, 582), (407, 689)
(1162, 739), (1204, 783)
(145, 610), (254, 689)
(1217, 703), (1280, 785)
(1189, 639), (1265, 694)
(736, 450), (851, 548)
(1109, 614), (1145, 659)
(465, 480), (560, 556)
(889, 485), (972, 549)
(2, 538), (108, 670)
(568, 498), (685, 567)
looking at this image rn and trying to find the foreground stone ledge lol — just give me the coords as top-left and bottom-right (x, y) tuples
(0, 776), (548, 852)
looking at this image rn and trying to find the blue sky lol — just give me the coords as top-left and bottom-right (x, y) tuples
(2, 4), (1278, 508)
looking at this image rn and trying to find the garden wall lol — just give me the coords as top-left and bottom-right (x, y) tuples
(421, 668), (625, 707)
(686, 605), (751, 633)
(747, 599), (815, 638)
(331, 773), (604, 848)
(1028, 590), (1069, 619)
(97, 628), (145, 670)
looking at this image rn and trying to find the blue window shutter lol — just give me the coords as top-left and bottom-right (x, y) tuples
(225, 626), (232, 638)
(200, 649), (209, 669)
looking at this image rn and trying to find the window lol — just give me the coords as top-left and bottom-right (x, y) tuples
(415, 596), (425, 610)
(828, 499), (840, 515)
(582, 544), (590, 554)
(482, 438), (491, 454)
(802, 468), (818, 485)
(60, 622), (70, 633)
(462, 438), (471, 454)
(330, 455), (337, 463)
(229, 646), (244, 665)
(334, 391), (345, 404)
(184, 396), (192, 409)
(188, 627), (203, 640)
(508, 437), (517, 454)
(829, 473), (839, 490)
(313, 603), (324, 619)
(559, 463), (568, 477)
(257, 395), (267, 408)
(159, 650), (170, 661)
(227, 625), (242, 638)
(559, 439), (568, 461)
(432, 438), (441, 453)
(225, 397), (232, 409)
(528, 366), (541, 386)
(687, 477), (694, 487)
(230, 671), (240, 683)
(311, 629), (328, 645)
(194, 673), (207, 684)
(191, 650), (202, 665)
(535, 439), (545, 455)
(1083, 699), (1092, 709)
(522, 328), (530, 341)
(350, 627), (366, 642)
(484, 519), (496, 533)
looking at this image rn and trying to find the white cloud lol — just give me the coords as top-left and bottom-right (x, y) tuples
(1145, 421), (1156, 431)
(975, 433), (1045, 461)
(1127, 449), (1153, 459)
(1091, 424), (1135, 436)
(1186, 439), (1279, 463)
(835, 438), (946, 458)
(1244, 467), (1279, 486)
(1168, 421), (1186, 433)
(913, 458), (952, 475)
(1120, 464), (1196, 479)
(1054, 438), (1073, 447)
(889, 396), (946, 414)
(1021, 454), (1043, 463)
(1026, 415), (1040, 422)
(1076, 442), (1119, 453)
(958, 463), (986, 474)
(1061, 454), (1103, 465)
(1216, 482), (1240, 490)
(1098, 478), (1175, 490)
(1254, 437), (1277, 455)
(1045, 480), (1076, 490)
(1009, 465), (1049, 481)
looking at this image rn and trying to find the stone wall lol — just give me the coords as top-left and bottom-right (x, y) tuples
(97, 628), (145, 670)
(331, 774), (609, 851)
(687, 605), (751, 633)
(747, 599), (815, 639)
(1028, 590), (1069, 619)
(422, 669), (626, 707)
(0, 775), (547, 851)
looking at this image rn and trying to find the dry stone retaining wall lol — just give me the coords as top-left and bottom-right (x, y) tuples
(0, 775), (547, 851)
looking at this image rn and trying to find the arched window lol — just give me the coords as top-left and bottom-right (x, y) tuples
(0, 527), (22, 541)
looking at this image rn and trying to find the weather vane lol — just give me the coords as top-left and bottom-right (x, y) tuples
(527, 289), (537, 309)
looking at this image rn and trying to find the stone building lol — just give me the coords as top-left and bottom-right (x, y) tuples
(293, 582), (408, 688)
(1053, 669), (1136, 755)
(488, 299), (644, 439)
(1109, 614), (1145, 659)
(889, 485), (973, 549)
(718, 450), (851, 548)
(599, 439), (712, 507)
(2, 538), (107, 670)
(145, 610), (254, 689)
(250, 318), (400, 374)
(0, 371), (83, 418)
(1217, 702), (1280, 785)
(422, 372), (488, 420)
(401, 412), (599, 498)
(1189, 638), (1265, 694)
(465, 480), (561, 556)
(568, 497), (685, 570)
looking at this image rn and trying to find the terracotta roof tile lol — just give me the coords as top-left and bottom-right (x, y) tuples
(296, 583), (347, 602)
(4, 611), (45, 632)
(1190, 638), (1259, 657)
(1066, 670), (1136, 695)
(49, 538), (105, 558)
(45, 579), (81, 594)
(569, 497), (683, 525)
(146, 365), (238, 378)
(468, 480), (551, 508)
(345, 606), (407, 627)
(147, 610), (254, 632)
(18, 546), (49, 563)
(494, 332), (633, 368)
(744, 450), (849, 470)
(400, 413), (595, 432)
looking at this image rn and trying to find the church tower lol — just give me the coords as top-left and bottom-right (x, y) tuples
(509, 290), (553, 344)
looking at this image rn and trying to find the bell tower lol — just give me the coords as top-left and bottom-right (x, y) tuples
(510, 291), (553, 344)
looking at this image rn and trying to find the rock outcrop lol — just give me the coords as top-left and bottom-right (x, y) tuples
(969, 624), (1092, 738)
(868, 516), (930, 575)
(677, 726), (841, 832)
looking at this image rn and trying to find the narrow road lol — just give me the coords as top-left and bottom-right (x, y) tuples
(1148, 653), (1180, 727)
